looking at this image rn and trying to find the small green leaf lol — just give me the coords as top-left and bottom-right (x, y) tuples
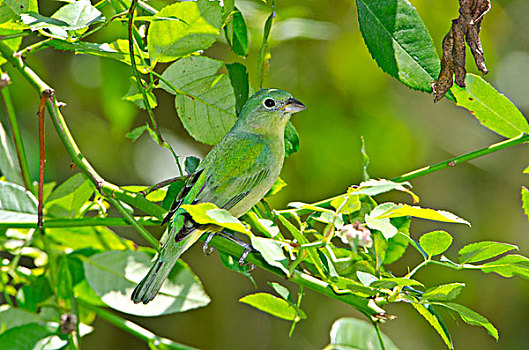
(126, 124), (156, 142)
(452, 74), (529, 138)
(159, 56), (236, 145)
(269, 282), (293, 303)
(265, 177), (287, 197)
(15, 275), (52, 313)
(284, 120), (300, 158)
(356, 0), (440, 92)
(480, 254), (529, 279)
(224, 7), (248, 56)
(184, 156), (200, 175)
(122, 77), (157, 110)
(51, 0), (104, 30)
(147, 0), (222, 63)
(226, 62), (249, 116)
(219, 251), (255, 287)
(331, 194), (361, 214)
(435, 302), (498, 341)
(258, 11), (274, 87)
(239, 292), (298, 321)
(45, 173), (95, 218)
(410, 299), (453, 349)
(458, 241), (518, 264)
(0, 305), (46, 332)
(522, 187), (529, 222)
(84, 250), (210, 316)
(55, 255), (74, 309)
(384, 217), (410, 264)
(0, 121), (23, 186)
(0, 181), (37, 223)
(370, 277), (423, 289)
(250, 235), (289, 275)
(182, 202), (248, 233)
(328, 317), (399, 350)
(423, 283), (465, 301)
(419, 231), (453, 258)
(365, 204), (398, 239)
(162, 180), (185, 211)
(46, 226), (134, 252)
(0, 0), (38, 24)
(353, 179), (418, 202)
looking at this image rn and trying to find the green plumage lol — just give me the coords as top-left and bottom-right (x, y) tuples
(131, 89), (305, 304)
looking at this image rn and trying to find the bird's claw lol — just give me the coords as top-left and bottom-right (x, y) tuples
(238, 245), (255, 272)
(203, 232), (216, 255)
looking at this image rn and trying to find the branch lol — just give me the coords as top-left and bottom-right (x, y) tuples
(0, 216), (160, 229)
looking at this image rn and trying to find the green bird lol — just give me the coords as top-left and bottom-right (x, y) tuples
(131, 88), (305, 304)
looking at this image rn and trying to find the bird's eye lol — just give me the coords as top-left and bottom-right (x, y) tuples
(263, 98), (276, 108)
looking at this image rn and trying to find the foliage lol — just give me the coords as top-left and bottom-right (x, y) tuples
(0, 0), (528, 349)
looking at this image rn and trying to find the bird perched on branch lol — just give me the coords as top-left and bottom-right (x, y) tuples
(131, 88), (305, 304)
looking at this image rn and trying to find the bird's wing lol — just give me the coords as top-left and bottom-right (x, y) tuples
(161, 169), (205, 226)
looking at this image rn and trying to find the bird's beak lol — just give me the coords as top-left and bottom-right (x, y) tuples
(281, 98), (306, 113)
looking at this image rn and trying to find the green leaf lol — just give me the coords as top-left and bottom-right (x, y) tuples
(370, 277), (423, 289)
(365, 203), (398, 239)
(15, 275), (52, 312)
(284, 121), (300, 158)
(258, 11), (274, 87)
(0, 322), (57, 350)
(328, 317), (399, 350)
(125, 123), (157, 142)
(250, 235), (289, 275)
(219, 251), (255, 287)
(51, 0), (104, 30)
(184, 156), (200, 175)
(0, 181), (37, 223)
(269, 282), (292, 302)
(353, 179), (418, 202)
(410, 300), (453, 349)
(182, 202), (248, 233)
(331, 194), (361, 215)
(435, 302), (498, 341)
(480, 254), (529, 279)
(147, 0), (222, 63)
(46, 226), (134, 251)
(458, 241), (518, 264)
(374, 203), (470, 226)
(384, 217), (410, 264)
(419, 231), (453, 258)
(45, 173), (94, 218)
(0, 0), (37, 24)
(122, 77), (157, 110)
(47, 39), (150, 73)
(373, 231), (387, 271)
(423, 283), (464, 302)
(162, 180), (185, 211)
(452, 74), (529, 137)
(226, 62), (249, 116)
(356, 0), (440, 92)
(239, 292), (298, 321)
(522, 187), (529, 222)
(265, 177), (287, 197)
(0, 305), (47, 332)
(160, 56), (237, 145)
(55, 255), (74, 309)
(224, 7), (248, 56)
(0, 121), (22, 186)
(84, 250), (210, 316)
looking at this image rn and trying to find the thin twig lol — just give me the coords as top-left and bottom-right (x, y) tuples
(38, 89), (54, 227)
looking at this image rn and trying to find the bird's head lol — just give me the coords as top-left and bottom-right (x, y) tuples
(236, 88), (305, 135)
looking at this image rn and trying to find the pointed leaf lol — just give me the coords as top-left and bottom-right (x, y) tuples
(219, 251), (255, 286)
(410, 300), (453, 349)
(182, 202), (248, 233)
(423, 283), (464, 302)
(45, 173), (94, 218)
(84, 250), (210, 316)
(356, 0), (440, 92)
(239, 292), (299, 321)
(353, 179), (418, 203)
(376, 203), (470, 226)
(458, 241), (518, 264)
(435, 302), (498, 341)
(226, 62), (249, 116)
(250, 235), (289, 275)
(224, 7), (248, 56)
(452, 74), (529, 138)
(0, 181), (37, 223)
(480, 254), (529, 279)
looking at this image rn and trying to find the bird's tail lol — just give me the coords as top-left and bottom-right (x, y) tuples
(131, 227), (203, 304)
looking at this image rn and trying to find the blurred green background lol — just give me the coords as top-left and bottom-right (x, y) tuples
(3, 0), (529, 348)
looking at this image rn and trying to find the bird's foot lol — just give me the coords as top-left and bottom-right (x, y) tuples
(202, 232), (216, 255)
